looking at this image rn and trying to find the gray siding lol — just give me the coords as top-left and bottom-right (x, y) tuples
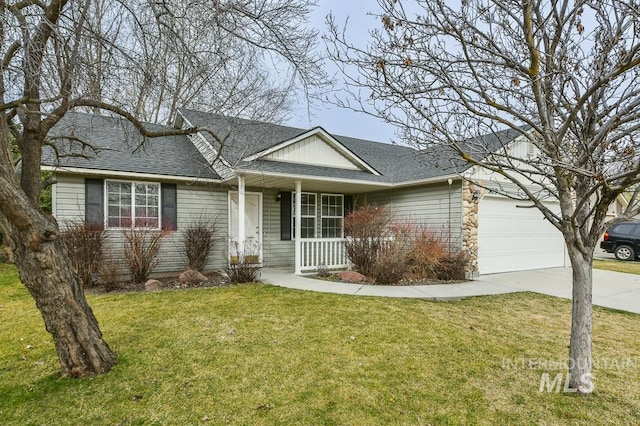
(363, 182), (464, 248)
(259, 189), (353, 268)
(53, 174), (466, 276)
(260, 188), (295, 268)
(53, 174), (86, 223)
(259, 183), (465, 267)
(53, 174), (228, 277)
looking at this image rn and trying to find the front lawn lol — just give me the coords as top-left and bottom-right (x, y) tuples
(0, 263), (639, 424)
(593, 258), (640, 275)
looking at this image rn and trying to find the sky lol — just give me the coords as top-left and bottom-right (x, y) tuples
(286, 1), (398, 144)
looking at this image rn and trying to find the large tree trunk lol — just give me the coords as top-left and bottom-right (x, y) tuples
(566, 243), (594, 394)
(0, 170), (116, 377)
(4, 218), (117, 377)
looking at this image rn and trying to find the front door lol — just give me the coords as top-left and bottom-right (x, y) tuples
(229, 192), (262, 262)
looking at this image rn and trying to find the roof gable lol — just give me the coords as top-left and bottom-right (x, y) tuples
(176, 108), (525, 185)
(246, 128), (380, 175)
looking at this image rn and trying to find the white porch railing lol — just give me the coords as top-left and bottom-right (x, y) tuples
(298, 238), (350, 273)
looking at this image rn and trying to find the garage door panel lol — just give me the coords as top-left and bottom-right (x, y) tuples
(478, 197), (566, 274)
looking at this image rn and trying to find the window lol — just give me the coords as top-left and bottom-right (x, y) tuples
(106, 181), (160, 228)
(292, 192), (316, 238)
(321, 194), (343, 238)
(614, 223), (637, 235)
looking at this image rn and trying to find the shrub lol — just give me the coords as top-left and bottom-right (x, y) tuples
(61, 221), (106, 288)
(407, 228), (448, 279)
(368, 246), (406, 285)
(226, 238), (261, 283)
(345, 204), (465, 284)
(183, 215), (219, 271)
(98, 261), (122, 292)
(122, 228), (166, 283)
(316, 264), (330, 278)
(226, 262), (260, 283)
(367, 222), (413, 285)
(344, 203), (393, 275)
(434, 251), (469, 281)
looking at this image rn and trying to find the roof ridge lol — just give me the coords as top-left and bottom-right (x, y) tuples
(177, 107), (414, 152)
(64, 110), (178, 133)
(178, 107), (310, 135)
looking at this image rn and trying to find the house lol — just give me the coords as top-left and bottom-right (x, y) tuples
(43, 109), (568, 277)
(605, 191), (640, 221)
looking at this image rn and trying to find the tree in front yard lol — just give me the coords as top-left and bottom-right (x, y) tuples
(0, 0), (325, 377)
(328, 0), (640, 393)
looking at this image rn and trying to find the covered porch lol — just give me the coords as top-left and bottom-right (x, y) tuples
(229, 173), (392, 275)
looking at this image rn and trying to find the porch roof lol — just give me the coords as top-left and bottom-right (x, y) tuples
(236, 167), (458, 194)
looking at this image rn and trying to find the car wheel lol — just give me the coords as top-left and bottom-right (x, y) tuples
(614, 245), (635, 261)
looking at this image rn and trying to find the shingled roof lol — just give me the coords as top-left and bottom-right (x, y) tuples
(43, 112), (219, 180)
(178, 108), (490, 184)
(42, 109), (523, 185)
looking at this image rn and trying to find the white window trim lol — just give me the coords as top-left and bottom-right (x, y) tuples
(104, 179), (162, 229)
(321, 193), (344, 238)
(292, 191), (317, 239)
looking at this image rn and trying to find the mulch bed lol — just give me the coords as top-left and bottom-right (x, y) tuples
(86, 271), (230, 295)
(310, 273), (467, 286)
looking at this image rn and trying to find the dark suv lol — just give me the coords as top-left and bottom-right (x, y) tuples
(600, 221), (640, 260)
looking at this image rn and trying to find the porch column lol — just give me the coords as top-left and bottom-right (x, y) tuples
(294, 180), (302, 275)
(238, 175), (245, 252)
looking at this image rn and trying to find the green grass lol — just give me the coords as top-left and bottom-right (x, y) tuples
(1, 263), (639, 425)
(593, 258), (640, 275)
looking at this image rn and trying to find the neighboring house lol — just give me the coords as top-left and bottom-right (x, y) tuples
(43, 110), (567, 277)
(606, 191), (640, 222)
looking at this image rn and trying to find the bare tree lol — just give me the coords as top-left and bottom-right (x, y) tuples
(75, 0), (324, 124)
(0, 0), (325, 377)
(327, 0), (640, 394)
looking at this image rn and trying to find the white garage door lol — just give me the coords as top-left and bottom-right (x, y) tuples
(477, 197), (566, 274)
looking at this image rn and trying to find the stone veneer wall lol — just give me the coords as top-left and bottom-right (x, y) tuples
(462, 181), (481, 277)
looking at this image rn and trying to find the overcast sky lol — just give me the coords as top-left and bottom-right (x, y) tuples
(286, 1), (398, 144)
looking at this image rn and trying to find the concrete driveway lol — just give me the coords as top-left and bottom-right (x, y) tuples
(476, 267), (640, 314)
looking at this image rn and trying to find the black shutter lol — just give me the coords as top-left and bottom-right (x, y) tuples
(280, 192), (292, 240)
(85, 179), (104, 227)
(161, 183), (177, 230)
(344, 195), (354, 217)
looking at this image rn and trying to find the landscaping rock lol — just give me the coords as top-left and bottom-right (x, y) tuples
(144, 279), (163, 292)
(179, 269), (208, 286)
(339, 271), (365, 283)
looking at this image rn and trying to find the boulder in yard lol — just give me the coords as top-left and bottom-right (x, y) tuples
(179, 269), (208, 286)
(339, 271), (365, 283)
(144, 279), (163, 292)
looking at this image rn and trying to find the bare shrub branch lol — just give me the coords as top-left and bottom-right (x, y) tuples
(182, 214), (220, 271)
(122, 228), (166, 284)
(61, 221), (106, 288)
(344, 202), (394, 276)
(226, 238), (261, 283)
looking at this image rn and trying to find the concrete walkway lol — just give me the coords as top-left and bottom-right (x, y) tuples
(261, 267), (640, 314)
